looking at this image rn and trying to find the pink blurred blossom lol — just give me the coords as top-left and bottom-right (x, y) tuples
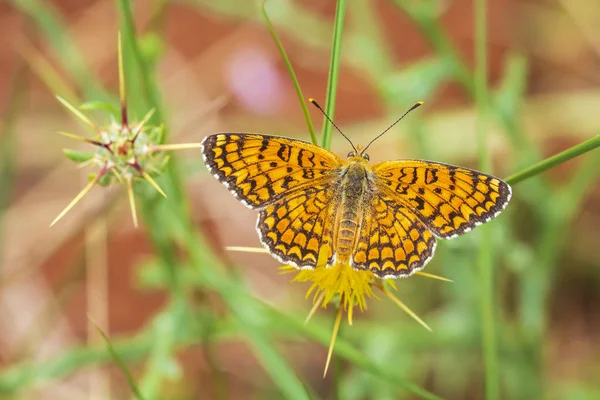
(225, 47), (285, 115)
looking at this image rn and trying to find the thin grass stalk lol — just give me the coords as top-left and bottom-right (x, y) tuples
(474, 0), (500, 398)
(505, 134), (600, 185)
(89, 317), (146, 400)
(321, 0), (347, 150)
(116, 2), (187, 398)
(117, 0), (164, 124)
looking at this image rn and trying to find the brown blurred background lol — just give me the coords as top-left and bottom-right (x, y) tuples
(1, 0), (599, 399)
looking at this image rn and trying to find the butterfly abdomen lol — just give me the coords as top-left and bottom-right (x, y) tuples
(334, 162), (371, 260)
(336, 212), (360, 258)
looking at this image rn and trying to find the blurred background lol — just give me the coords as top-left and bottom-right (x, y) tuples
(1, 0), (599, 399)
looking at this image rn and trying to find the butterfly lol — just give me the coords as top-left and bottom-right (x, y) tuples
(201, 104), (511, 279)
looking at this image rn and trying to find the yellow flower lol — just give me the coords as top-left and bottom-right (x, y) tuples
(228, 245), (451, 376)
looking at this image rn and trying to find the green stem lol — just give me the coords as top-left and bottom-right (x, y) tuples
(321, 0), (347, 150)
(261, 1), (317, 145)
(91, 320), (145, 400)
(117, 2), (186, 399)
(505, 134), (600, 185)
(117, 0), (164, 125)
(474, 0), (500, 399)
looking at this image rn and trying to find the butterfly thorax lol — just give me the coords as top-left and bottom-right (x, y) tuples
(333, 157), (373, 261)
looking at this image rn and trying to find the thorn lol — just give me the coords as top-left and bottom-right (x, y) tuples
(126, 177), (138, 227)
(118, 32), (128, 128)
(382, 286), (432, 332)
(57, 130), (93, 143)
(111, 168), (124, 183)
(324, 304), (344, 378)
(225, 246), (270, 253)
(56, 95), (102, 134)
(305, 291), (325, 325)
(415, 271), (453, 282)
(149, 143), (203, 151)
(142, 171), (167, 198)
(347, 304), (354, 326)
(50, 166), (107, 227)
(131, 108), (156, 142)
(57, 131), (110, 151)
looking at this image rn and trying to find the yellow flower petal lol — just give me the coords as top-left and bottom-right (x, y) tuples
(304, 291), (325, 325)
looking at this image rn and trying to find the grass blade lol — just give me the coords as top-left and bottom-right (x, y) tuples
(118, 0), (164, 125)
(89, 316), (145, 400)
(321, 0), (347, 150)
(474, 0), (500, 398)
(505, 134), (600, 185)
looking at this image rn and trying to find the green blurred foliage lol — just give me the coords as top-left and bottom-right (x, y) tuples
(1, 0), (599, 399)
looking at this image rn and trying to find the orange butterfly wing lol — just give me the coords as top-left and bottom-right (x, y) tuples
(201, 133), (342, 209)
(351, 192), (437, 278)
(373, 160), (511, 239)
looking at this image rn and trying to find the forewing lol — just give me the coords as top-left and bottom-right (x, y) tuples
(257, 183), (335, 268)
(201, 133), (342, 209)
(373, 160), (511, 239)
(351, 193), (437, 278)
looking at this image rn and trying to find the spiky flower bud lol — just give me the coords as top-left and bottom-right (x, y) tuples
(51, 33), (201, 227)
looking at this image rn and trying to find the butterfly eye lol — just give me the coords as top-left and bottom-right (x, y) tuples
(363, 153), (370, 161)
(347, 151), (356, 158)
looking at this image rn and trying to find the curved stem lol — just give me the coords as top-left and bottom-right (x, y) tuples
(505, 134), (600, 185)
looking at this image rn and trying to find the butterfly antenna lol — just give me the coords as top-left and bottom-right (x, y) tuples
(361, 101), (424, 154)
(309, 98), (358, 153)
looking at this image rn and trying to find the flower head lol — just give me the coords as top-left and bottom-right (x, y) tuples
(51, 33), (202, 227)
(228, 245), (451, 376)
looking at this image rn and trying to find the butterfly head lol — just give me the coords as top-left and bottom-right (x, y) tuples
(347, 145), (370, 162)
